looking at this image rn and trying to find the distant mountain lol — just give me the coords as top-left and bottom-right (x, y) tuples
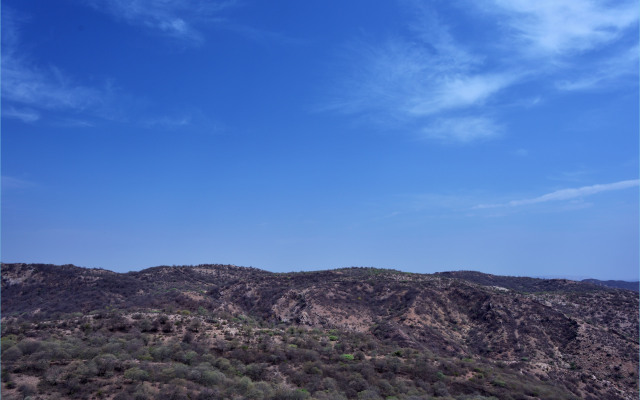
(436, 270), (640, 293)
(581, 279), (639, 292)
(2, 263), (638, 400)
(434, 270), (606, 293)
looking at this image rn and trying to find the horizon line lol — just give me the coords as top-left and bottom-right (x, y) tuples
(2, 261), (638, 282)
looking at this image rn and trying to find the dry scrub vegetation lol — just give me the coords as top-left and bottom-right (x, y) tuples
(1, 263), (637, 400)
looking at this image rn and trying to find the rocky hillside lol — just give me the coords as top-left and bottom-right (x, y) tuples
(2, 263), (638, 400)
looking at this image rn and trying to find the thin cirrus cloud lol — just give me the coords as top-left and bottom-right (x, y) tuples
(329, 0), (637, 143)
(2, 106), (41, 123)
(421, 117), (502, 143)
(489, 0), (638, 56)
(1, 8), (114, 123)
(2, 59), (109, 114)
(328, 30), (512, 144)
(555, 44), (639, 92)
(1, 176), (37, 191)
(83, 0), (236, 43)
(490, 0), (639, 91)
(474, 179), (639, 209)
(1, 6), (202, 127)
(406, 73), (518, 117)
(326, 6), (519, 144)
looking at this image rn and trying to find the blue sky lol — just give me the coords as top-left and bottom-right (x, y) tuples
(2, 0), (638, 280)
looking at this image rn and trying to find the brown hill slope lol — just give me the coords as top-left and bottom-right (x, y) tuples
(2, 263), (638, 400)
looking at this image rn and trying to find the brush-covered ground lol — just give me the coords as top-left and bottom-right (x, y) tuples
(1, 263), (638, 400)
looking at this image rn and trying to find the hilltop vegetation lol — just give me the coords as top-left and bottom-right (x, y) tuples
(1, 263), (638, 400)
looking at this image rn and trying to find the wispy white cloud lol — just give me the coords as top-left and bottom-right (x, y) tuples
(370, 192), (477, 222)
(485, 0), (639, 93)
(142, 115), (191, 128)
(222, 23), (305, 46)
(84, 0), (236, 43)
(2, 176), (37, 190)
(327, 28), (515, 143)
(2, 107), (40, 123)
(85, 1), (302, 47)
(421, 116), (502, 143)
(52, 118), (96, 128)
(407, 73), (517, 116)
(474, 179), (639, 209)
(138, 108), (224, 133)
(1, 8), (114, 123)
(324, 4), (520, 144)
(2, 58), (110, 112)
(555, 44), (639, 91)
(327, 0), (637, 144)
(2, 7), (201, 128)
(490, 0), (638, 56)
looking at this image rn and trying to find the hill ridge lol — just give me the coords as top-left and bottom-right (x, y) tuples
(2, 262), (638, 399)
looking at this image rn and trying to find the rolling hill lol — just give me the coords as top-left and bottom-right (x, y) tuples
(2, 263), (638, 400)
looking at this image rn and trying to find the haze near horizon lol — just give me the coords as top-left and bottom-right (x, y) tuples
(2, 1), (638, 280)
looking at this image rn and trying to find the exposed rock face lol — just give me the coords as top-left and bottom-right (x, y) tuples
(2, 263), (638, 399)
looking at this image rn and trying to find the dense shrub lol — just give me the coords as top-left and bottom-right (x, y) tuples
(94, 353), (119, 376)
(2, 345), (22, 361)
(124, 367), (150, 381)
(17, 339), (41, 355)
